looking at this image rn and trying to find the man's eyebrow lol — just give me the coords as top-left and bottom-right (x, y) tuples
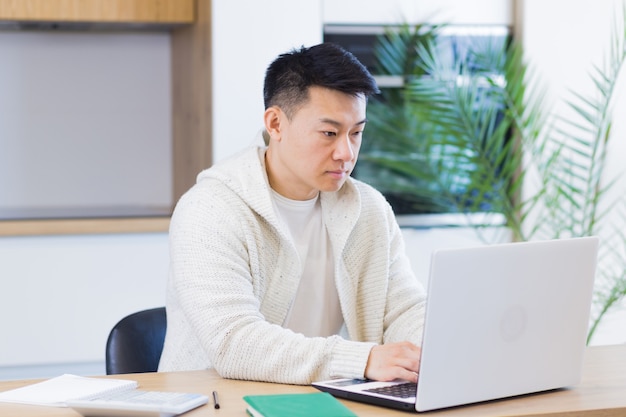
(319, 118), (368, 127)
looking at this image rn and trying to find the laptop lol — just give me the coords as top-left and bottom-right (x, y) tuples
(313, 236), (599, 412)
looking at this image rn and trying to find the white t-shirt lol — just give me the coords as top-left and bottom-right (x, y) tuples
(270, 190), (344, 337)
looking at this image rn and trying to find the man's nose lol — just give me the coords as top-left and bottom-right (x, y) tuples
(334, 135), (355, 161)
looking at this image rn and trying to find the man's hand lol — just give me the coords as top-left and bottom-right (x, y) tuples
(364, 341), (421, 382)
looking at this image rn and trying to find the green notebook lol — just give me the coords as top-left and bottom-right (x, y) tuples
(243, 392), (357, 417)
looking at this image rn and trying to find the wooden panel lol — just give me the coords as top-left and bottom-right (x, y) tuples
(0, 217), (169, 236)
(0, 0), (194, 23)
(171, 0), (212, 202)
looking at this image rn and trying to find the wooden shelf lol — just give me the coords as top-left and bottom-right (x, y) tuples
(0, 0), (194, 24)
(0, 217), (170, 236)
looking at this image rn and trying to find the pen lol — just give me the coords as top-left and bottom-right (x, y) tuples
(212, 390), (220, 409)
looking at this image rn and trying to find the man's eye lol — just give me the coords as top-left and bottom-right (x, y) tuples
(323, 131), (337, 137)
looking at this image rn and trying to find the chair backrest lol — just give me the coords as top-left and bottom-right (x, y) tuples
(105, 307), (167, 375)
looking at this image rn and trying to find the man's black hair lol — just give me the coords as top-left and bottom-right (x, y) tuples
(263, 42), (380, 118)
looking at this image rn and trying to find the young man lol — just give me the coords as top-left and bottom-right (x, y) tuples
(158, 43), (425, 385)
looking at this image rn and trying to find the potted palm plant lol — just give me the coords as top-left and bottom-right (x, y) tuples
(359, 14), (626, 343)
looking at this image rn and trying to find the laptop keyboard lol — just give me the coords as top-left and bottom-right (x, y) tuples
(364, 382), (417, 398)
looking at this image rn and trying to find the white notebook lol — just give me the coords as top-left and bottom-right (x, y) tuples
(0, 374), (137, 407)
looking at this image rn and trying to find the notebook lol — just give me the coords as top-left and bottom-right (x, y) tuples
(0, 374), (208, 417)
(0, 374), (137, 407)
(243, 392), (356, 417)
(313, 236), (599, 412)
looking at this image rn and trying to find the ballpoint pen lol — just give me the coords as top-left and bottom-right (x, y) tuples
(212, 390), (220, 409)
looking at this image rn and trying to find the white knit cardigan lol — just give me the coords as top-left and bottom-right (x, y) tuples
(158, 144), (426, 384)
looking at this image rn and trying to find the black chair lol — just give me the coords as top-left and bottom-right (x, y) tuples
(105, 307), (167, 375)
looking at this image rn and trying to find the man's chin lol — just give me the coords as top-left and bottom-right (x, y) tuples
(319, 179), (348, 193)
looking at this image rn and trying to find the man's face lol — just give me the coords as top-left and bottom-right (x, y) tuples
(265, 86), (367, 200)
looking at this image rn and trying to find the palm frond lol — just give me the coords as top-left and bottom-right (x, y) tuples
(360, 8), (626, 342)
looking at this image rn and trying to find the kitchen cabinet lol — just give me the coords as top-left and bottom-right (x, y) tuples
(0, 0), (208, 236)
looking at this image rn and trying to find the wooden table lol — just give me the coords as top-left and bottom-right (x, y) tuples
(1, 344), (625, 416)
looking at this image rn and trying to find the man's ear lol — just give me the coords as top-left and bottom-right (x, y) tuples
(264, 106), (283, 142)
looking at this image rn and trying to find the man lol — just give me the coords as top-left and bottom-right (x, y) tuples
(158, 43), (425, 385)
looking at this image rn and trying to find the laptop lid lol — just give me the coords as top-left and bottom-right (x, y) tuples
(313, 237), (599, 412)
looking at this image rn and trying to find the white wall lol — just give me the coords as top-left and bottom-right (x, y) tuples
(522, 0), (626, 209)
(211, 1), (323, 163)
(521, 0), (626, 345)
(0, 233), (169, 380)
